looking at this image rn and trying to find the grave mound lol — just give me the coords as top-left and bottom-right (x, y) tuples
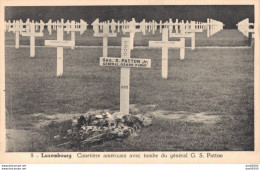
(54, 112), (152, 149)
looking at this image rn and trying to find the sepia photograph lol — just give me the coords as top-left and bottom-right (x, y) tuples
(0, 0), (259, 164)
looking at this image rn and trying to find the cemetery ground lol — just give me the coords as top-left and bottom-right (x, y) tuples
(5, 29), (254, 151)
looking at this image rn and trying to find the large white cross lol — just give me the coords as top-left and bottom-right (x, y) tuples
(94, 24), (117, 57)
(100, 38), (151, 115)
(21, 22), (43, 57)
(149, 28), (185, 79)
(45, 25), (75, 77)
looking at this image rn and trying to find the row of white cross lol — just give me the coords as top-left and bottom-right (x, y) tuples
(5, 19), (88, 52)
(92, 18), (224, 36)
(5, 18), (224, 36)
(4, 18), (224, 115)
(42, 25), (184, 79)
(236, 18), (255, 38)
(5, 18), (225, 78)
(5, 18), (88, 35)
(5, 18), (224, 57)
(93, 18), (224, 57)
(8, 26), (202, 115)
(92, 18), (205, 35)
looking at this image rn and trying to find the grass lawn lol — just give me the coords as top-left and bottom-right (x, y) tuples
(4, 28), (254, 151)
(5, 44), (254, 151)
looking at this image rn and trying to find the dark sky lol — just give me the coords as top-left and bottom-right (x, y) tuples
(5, 6), (254, 29)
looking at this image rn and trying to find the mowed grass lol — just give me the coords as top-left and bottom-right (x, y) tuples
(5, 29), (250, 47)
(5, 44), (254, 151)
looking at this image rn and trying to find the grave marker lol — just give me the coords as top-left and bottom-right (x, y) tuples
(180, 20), (185, 33)
(47, 19), (53, 35)
(207, 18), (211, 37)
(169, 18), (173, 34)
(8, 20), (26, 49)
(25, 19), (30, 32)
(68, 20), (76, 49)
(117, 21), (120, 32)
(159, 20), (163, 33)
(100, 38), (151, 115)
(123, 18), (141, 50)
(111, 19), (116, 33)
(15, 21), (20, 49)
(184, 21), (203, 33)
(149, 28), (185, 79)
(170, 32), (195, 50)
(175, 19), (179, 33)
(237, 18), (254, 38)
(94, 24), (117, 57)
(140, 19), (146, 35)
(21, 22), (44, 57)
(92, 18), (100, 34)
(70, 21), (76, 50)
(150, 21), (156, 34)
(64, 19), (88, 49)
(45, 25), (75, 77)
(122, 20), (127, 34)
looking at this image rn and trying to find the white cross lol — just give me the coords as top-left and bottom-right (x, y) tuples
(207, 18), (211, 37)
(117, 20), (120, 32)
(140, 19), (147, 35)
(45, 25), (75, 77)
(111, 19), (116, 33)
(8, 20), (26, 49)
(66, 20), (76, 50)
(21, 22), (43, 57)
(169, 18), (173, 34)
(170, 32), (195, 50)
(78, 19), (88, 35)
(184, 21), (203, 33)
(92, 18), (100, 34)
(149, 28), (185, 79)
(100, 38), (151, 115)
(94, 24), (117, 57)
(175, 19), (179, 33)
(64, 19), (88, 49)
(152, 20), (157, 34)
(123, 18), (141, 50)
(47, 19), (53, 35)
(159, 20), (163, 33)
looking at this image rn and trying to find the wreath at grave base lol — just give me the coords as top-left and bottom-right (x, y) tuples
(54, 112), (152, 149)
